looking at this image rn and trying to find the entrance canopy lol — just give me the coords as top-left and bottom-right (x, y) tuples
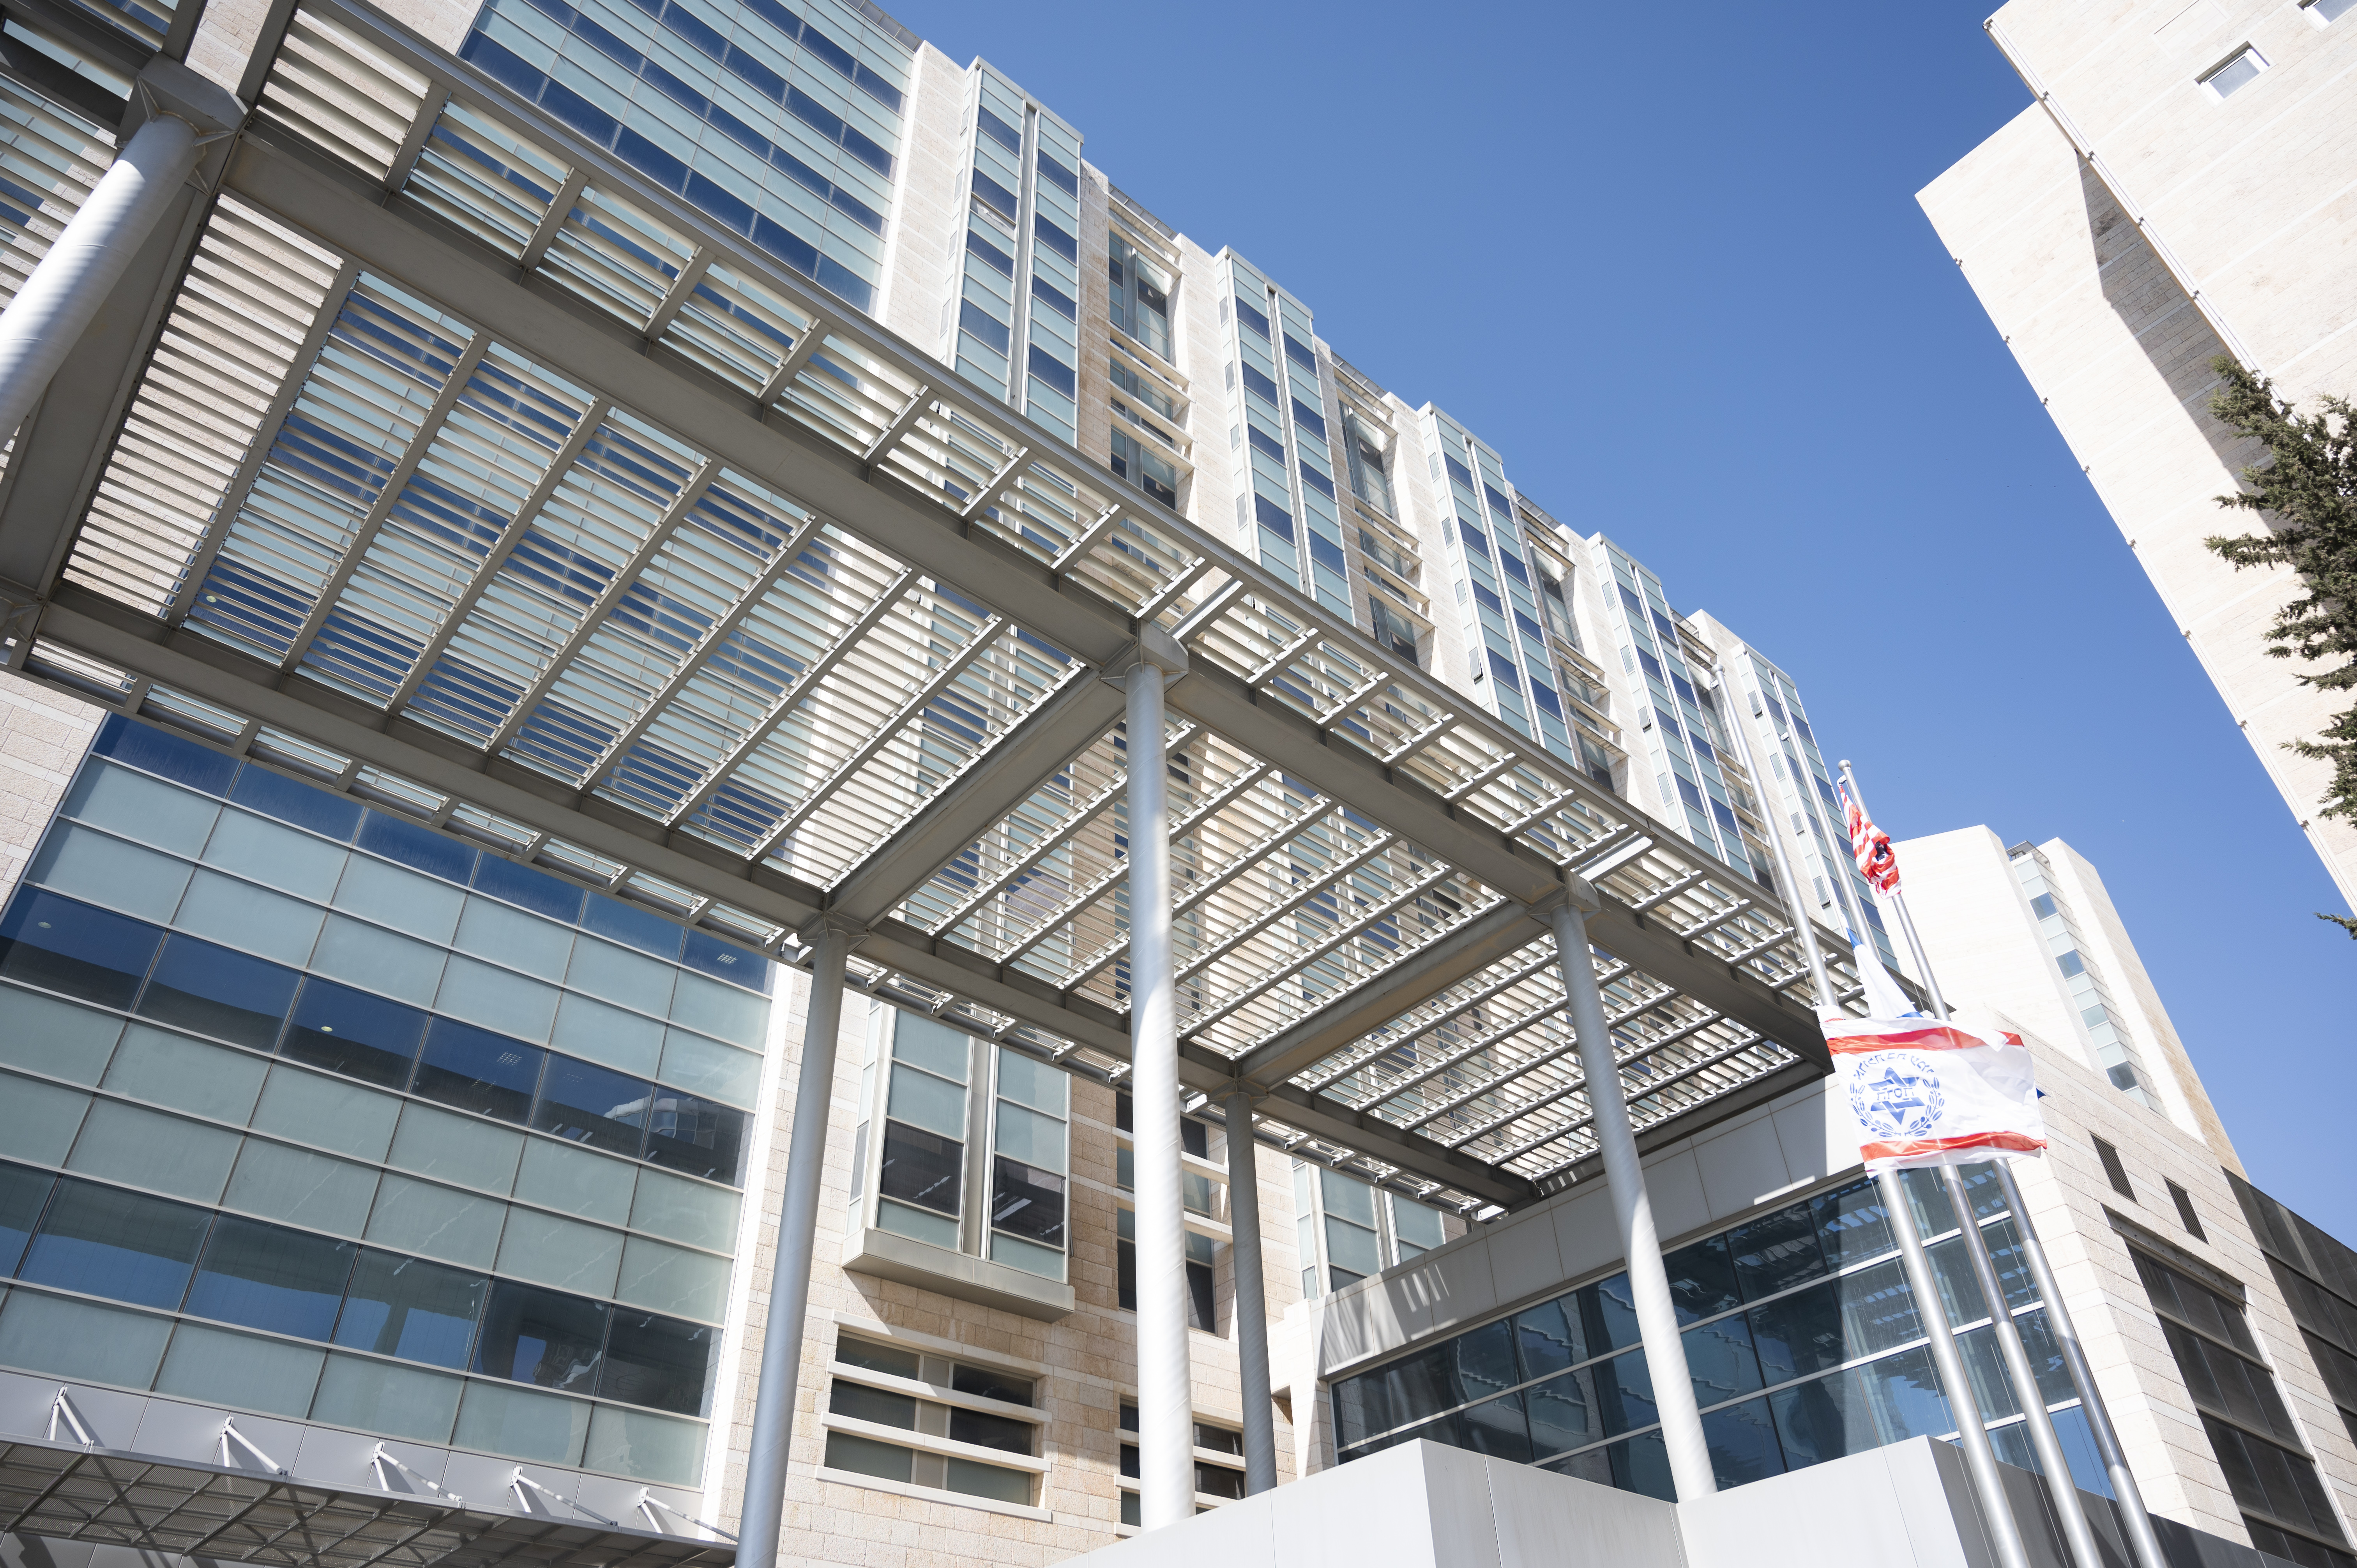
(0, 0), (1882, 1216)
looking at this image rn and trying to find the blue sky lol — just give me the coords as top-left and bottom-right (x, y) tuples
(877, 0), (2353, 1240)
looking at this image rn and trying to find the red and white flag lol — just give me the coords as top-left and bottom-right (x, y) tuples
(1838, 780), (1900, 895)
(1825, 1013), (2047, 1172)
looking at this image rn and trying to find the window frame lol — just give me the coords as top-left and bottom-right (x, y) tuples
(820, 1331), (1050, 1513)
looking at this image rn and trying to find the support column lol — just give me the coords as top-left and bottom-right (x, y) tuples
(1219, 1088), (1277, 1496)
(0, 60), (243, 441)
(735, 922), (854, 1568)
(1995, 1160), (2171, 1568)
(1126, 656), (1193, 1530)
(1548, 892), (1714, 1502)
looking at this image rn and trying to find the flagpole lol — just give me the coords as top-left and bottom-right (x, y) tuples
(1709, 662), (2032, 1568)
(1836, 763), (2168, 1568)
(1838, 760), (1948, 1018)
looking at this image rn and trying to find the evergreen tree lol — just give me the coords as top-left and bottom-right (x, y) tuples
(2204, 355), (2357, 936)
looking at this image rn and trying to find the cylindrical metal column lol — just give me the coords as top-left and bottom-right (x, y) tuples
(1996, 1161), (2171, 1568)
(1219, 1088), (1277, 1496)
(1942, 1164), (2104, 1568)
(1883, 1168), (2034, 1568)
(1126, 663), (1193, 1529)
(0, 111), (202, 441)
(1548, 899), (1715, 1501)
(734, 926), (852, 1568)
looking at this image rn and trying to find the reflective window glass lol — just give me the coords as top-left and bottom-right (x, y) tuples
(1702, 1396), (1786, 1487)
(0, 1074), (85, 1168)
(553, 992), (664, 1078)
(357, 812), (477, 883)
(31, 824), (190, 922)
(990, 1156), (1064, 1247)
(0, 988), (123, 1084)
(309, 915), (446, 1005)
(136, 933), (300, 1048)
(92, 715), (236, 793)
(230, 765), (362, 839)
(1728, 1202), (1827, 1301)
(0, 890), (161, 1009)
(154, 1322), (323, 1417)
(514, 1137), (635, 1224)
(534, 1056), (652, 1157)
(1594, 1346), (1657, 1437)
(184, 1213), (355, 1339)
(21, 1177), (210, 1308)
(1682, 1312), (1764, 1409)
(333, 1249), (488, 1368)
(583, 892), (681, 959)
(0, 1288), (171, 1388)
(67, 1099), (239, 1202)
(615, 1235), (728, 1322)
(104, 1023), (267, 1124)
(472, 855), (584, 923)
(436, 956), (560, 1043)
(311, 1353), (462, 1444)
(878, 1121), (960, 1217)
(1811, 1178), (1895, 1268)
(454, 897), (574, 980)
(282, 978), (428, 1088)
(1580, 1272), (1642, 1355)
(173, 869), (323, 966)
(65, 759), (219, 855)
(601, 1309), (714, 1415)
(250, 1063), (402, 1162)
(643, 1090), (746, 1184)
(1664, 1234), (1741, 1324)
(472, 1278), (608, 1392)
(1512, 1296), (1587, 1381)
(413, 1018), (546, 1123)
(225, 1139), (379, 1237)
(657, 1028), (758, 1107)
(1526, 1366), (1596, 1457)
(336, 855), (466, 945)
(202, 810), (347, 902)
(0, 1160), (57, 1275)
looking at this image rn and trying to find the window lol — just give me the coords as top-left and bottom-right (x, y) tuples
(823, 1336), (1042, 1507)
(2307, 0), (2356, 22)
(2200, 46), (2267, 98)
(1110, 431), (1178, 508)
(852, 1008), (1072, 1284)
(2093, 1137), (2134, 1200)
(1330, 1168), (2103, 1504)
(2168, 1182), (2207, 1241)
(1292, 1161), (1453, 1294)
(1117, 1404), (1248, 1517)
(2133, 1252), (2352, 1563)
(1342, 411), (1393, 515)
(1109, 235), (1171, 359)
(1369, 598), (1421, 667)
(1108, 358), (1178, 422)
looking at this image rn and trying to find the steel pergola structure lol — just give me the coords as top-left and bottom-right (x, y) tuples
(0, 0), (1902, 1538)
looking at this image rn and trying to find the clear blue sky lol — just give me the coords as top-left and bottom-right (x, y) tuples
(878, 0), (2353, 1241)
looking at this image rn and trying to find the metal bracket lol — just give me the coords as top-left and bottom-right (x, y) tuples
(369, 1443), (460, 1505)
(47, 1387), (95, 1448)
(509, 1467), (618, 1527)
(219, 1419), (288, 1476)
(634, 1490), (736, 1541)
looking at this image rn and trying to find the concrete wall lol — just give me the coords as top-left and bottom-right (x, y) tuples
(1919, 4), (2357, 905)
(0, 669), (99, 915)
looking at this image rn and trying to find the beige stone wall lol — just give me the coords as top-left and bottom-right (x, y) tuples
(873, 44), (971, 364)
(1920, 5), (2357, 906)
(0, 667), (99, 912)
(712, 966), (1308, 1566)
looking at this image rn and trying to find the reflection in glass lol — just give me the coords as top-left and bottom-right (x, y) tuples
(534, 1056), (651, 1157)
(472, 1278), (606, 1392)
(0, 891), (161, 1009)
(990, 1156), (1064, 1247)
(879, 1121), (960, 1217)
(20, 1177), (210, 1308)
(601, 1309), (714, 1415)
(413, 1017), (545, 1123)
(334, 1249), (488, 1368)
(137, 934), (300, 1047)
(282, 978), (428, 1088)
(643, 1091), (746, 1183)
(184, 1214), (355, 1339)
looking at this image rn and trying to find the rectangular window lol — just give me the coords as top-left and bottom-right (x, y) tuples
(1342, 410), (1394, 515)
(2200, 46), (2266, 98)
(2168, 1181), (2206, 1241)
(2093, 1136), (2134, 1200)
(823, 1336), (1041, 1506)
(1108, 235), (1171, 359)
(2307, 0), (2356, 21)
(1110, 432), (1178, 508)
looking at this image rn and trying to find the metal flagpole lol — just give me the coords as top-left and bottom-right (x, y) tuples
(1709, 663), (2032, 1568)
(1837, 761), (2168, 1568)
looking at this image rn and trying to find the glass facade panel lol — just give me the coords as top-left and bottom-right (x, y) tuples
(0, 720), (769, 1484)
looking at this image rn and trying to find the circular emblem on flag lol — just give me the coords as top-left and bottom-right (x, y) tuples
(1850, 1052), (1947, 1140)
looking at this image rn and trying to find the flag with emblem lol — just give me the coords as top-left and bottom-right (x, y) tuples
(1825, 1013), (2047, 1172)
(1838, 779), (1900, 895)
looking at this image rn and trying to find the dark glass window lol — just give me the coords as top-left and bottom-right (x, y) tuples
(357, 811), (477, 883)
(21, 1178), (210, 1309)
(949, 1407), (1032, 1454)
(0, 889), (161, 1008)
(1593, 1347), (1657, 1437)
(1580, 1272), (1642, 1356)
(1195, 1462), (1245, 1499)
(1727, 1201), (1827, 1301)
(583, 892), (681, 959)
(830, 1379), (915, 1427)
(959, 300), (1010, 354)
(1037, 152), (1077, 195)
(0, 1161), (57, 1276)
(534, 1056), (652, 1157)
(472, 1279), (607, 1391)
(1527, 1367), (1596, 1457)
(2169, 1180), (2207, 1240)
(1027, 346), (1075, 398)
(680, 929), (769, 992)
(1233, 296), (1269, 338)
(1512, 1296), (1587, 1382)
(137, 934), (300, 1049)
(183, 1214), (355, 1340)
(990, 1157), (1064, 1247)
(92, 715), (237, 793)
(230, 766), (362, 840)
(1187, 1256), (1215, 1332)
(643, 1091), (747, 1183)
(413, 1017), (545, 1123)
(282, 978), (427, 1088)
(951, 1362), (1033, 1405)
(473, 856), (585, 923)
(333, 1249), (487, 1368)
(2094, 1136), (2135, 1199)
(602, 1309), (714, 1415)
(878, 1121), (961, 1215)
(1681, 1312), (1764, 1409)
(1664, 1235), (1740, 1323)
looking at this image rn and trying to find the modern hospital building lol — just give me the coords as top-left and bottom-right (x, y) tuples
(0, 0), (2348, 1565)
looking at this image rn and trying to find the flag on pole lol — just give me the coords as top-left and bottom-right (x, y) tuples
(1826, 1013), (2047, 1172)
(1838, 779), (1900, 894)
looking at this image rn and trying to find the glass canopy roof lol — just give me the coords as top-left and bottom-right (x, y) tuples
(0, 0), (1888, 1217)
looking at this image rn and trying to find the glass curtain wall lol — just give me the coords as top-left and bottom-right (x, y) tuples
(1330, 1166), (2107, 1503)
(2007, 846), (2155, 1106)
(0, 715), (771, 1486)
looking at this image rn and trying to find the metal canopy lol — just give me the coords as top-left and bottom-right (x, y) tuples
(0, 1437), (732, 1568)
(0, 0), (1887, 1214)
